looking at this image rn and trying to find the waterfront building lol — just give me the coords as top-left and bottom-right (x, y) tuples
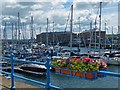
(78, 29), (106, 47)
(36, 31), (77, 46)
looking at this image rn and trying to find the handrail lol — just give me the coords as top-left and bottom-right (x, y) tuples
(50, 65), (120, 78)
(0, 56), (46, 65)
(0, 55), (120, 89)
(98, 70), (120, 77)
(11, 54), (15, 89)
(0, 70), (62, 90)
(0, 54), (63, 90)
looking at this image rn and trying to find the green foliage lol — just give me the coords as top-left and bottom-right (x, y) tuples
(51, 58), (107, 72)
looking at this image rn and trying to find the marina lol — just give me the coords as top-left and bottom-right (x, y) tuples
(0, 1), (120, 90)
(0, 54), (120, 89)
(14, 66), (120, 88)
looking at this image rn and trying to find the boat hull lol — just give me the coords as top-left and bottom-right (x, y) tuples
(103, 57), (120, 65)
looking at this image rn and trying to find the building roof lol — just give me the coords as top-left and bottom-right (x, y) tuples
(80, 29), (105, 34)
(37, 31), (77, 36)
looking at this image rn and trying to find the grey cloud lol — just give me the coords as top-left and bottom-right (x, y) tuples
(74, 2), (109, 11)
(1, 1), (118, 39)
(2, 4), (33, 18)
(18, 2), (37, 6)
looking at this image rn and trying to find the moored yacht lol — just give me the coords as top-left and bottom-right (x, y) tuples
(19, 64), (47, 75)
(102, 51), (120, 65)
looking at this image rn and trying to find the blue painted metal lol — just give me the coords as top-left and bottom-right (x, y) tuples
(1, 54), (120, 89)
(0, 55), (62, 90)
(84, 71), (97, 80)
(70, 70), (72, 77)
(98, 70), (120, 77)
(13, 58), (46, 65)
(0, 56), (46, 65)
(0, 70), (62, 89)
(49, 84), (63, 90)
(0, 70), (46, 86)
(0, 70), (11, 75)
(46, 57), (50, 90)
(0, 56), (11, 60)
(14, 74), (46, 87)
(10, 53), (15, 90)
(53, 66), (120, 80)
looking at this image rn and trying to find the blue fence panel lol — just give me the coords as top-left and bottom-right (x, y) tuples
(98, 70), (120, 77)
(11, 53), (15, 90)
(0, 54), (120, 89)
(0, 54), (63, 90)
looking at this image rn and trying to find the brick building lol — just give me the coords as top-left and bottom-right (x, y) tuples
(78, 29), (106, 47)
(36, 31), (77, 46)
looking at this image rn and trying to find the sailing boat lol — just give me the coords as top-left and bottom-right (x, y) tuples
(102, 26), (120, 65)
(102, 51), (120, 65)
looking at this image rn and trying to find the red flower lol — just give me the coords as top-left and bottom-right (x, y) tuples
(89, 59), (94, 64)
(59, 58), (63, 60)
(73, 57), (78, 61)
(83, 57), (91, 63)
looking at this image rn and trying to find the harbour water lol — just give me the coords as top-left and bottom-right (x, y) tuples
(13, 47), (120, 89)
(15, 65), (119, 88)
(1, 1), (120, 89)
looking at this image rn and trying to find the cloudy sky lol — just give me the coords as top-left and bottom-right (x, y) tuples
(0, 0), (119, 39)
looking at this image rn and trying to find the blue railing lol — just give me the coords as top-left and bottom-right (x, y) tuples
(97, 70), (120, 77)
(0, 54), (63, 90)
(0, 54), (120, 90)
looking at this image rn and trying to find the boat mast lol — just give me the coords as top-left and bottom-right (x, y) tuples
(12, 23), (14, 47)
(39, 27), (42, 44)
(24, 23), (26, 40)
(105, 22), (107, 48)
(112, 26), (114, 50)
(3, 22), (7, 49)
(18, 12), (20, 49)
(23, 23), (26, 44)
(78, 17), (81, 49)
(94, 20), (97, 50)
(46, 18), (49, 48)
(70, 4), (73, 52)
(15, 22), (17, 49)
(20, 23), (23, 40)
(22, 23), (25, 40)
(118, 25), (120, 49)
(89, 21), (92, 50)
(30, 16), (34, 45)
(24, 23), (28, 45)
(52, 21), (54, 47)
(99, 2), (102, 53)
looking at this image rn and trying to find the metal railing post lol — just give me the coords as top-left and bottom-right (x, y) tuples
(46, 58), (51, 90)
(11, 53), (15, 90)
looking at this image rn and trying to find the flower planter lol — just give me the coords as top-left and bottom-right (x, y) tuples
(55, 68), (59, 73)
(97, 68), (107, 77)
(60, 69), (70, 75)
(51, 57), (107, 80)
(85, 72), (97, 80)
(55, 68), (70, 75)
(72, 71), (84, 78)
(54, 68), (98, 80)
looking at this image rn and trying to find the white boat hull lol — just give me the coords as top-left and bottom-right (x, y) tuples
(103, 57), (120, 65)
